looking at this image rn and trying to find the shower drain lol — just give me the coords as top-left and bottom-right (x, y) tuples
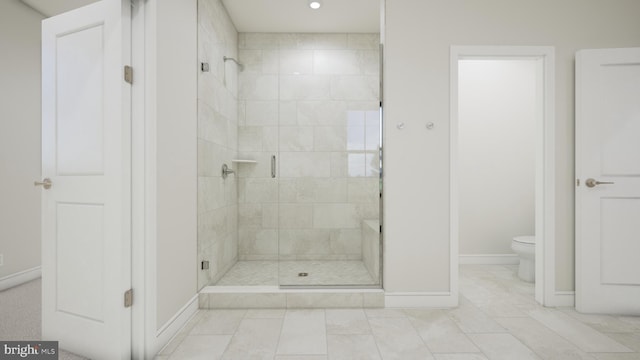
(298, 272), (309, 277)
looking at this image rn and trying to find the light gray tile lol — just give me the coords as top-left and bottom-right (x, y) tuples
(313, 204), (358, 229)
(280, 75), (331, 100)
(314, 126), (347, 151)
(369, 317), (434, 360)
(560, 308), (638, 333)
(592, 354), (640, 360)
(446, 299), (505, 334)
(280, 126), (314, 151)
(280, 152), (331, 177)
(198, 293), (210, 309)
(434, 355), (489, 360)
(209, 293), (286, 309)
(326, 309), (371, 334)
(169, 335), (232, 360)
(468, 333), (540, 360)
(617, 316), (640, 330)
(363, 292), (385, 308)
(239, 73), (278, 100)
(286, 293), (363, 309)
(330, 76), (378, 101)
(279, 203), (313, 228)
(528, 309), (633, 353)
(245, 101), (278, 126)
(277, 310), (327, 355)
(297, 100), (347, 126)
(222, 318), (283, 360)
(314, 50), (361, 75)
(496, 317), (595, 360)
(275, 356), (328, 360)
(245, 309), (286, 319)
(603, 333), (640, 352)
(365, 309), (406, 318)
(280, 50), (313, 75)
(327, 334), (381, 360)
(190, 310), (246, 335)
(405, 309), (480, 354)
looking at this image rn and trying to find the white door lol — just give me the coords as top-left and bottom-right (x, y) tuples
(40, 0), (132, 358)
(576, 47), (640, 315)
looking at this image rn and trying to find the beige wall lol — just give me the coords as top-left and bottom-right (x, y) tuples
(383, 0), (640, 292)
(0, 0), (44, 280)
(154, 0), (198, 328)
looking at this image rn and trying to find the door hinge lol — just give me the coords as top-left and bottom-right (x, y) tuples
(124, 65), (133, 84)
(124, 289), (133, 308)
(576, 179), (580, 187)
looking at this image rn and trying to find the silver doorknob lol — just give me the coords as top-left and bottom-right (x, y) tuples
(34, 178), (52, 189)
(585, 178), (614, 188)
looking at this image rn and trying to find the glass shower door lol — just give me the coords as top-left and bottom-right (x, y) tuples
(273, 33), (382, 287)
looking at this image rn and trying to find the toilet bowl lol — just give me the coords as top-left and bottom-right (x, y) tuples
(512, 235), (535, 282)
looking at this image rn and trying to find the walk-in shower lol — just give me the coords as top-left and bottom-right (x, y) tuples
(196, 0), (382, 292)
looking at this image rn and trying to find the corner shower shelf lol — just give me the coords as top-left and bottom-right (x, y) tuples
(231, 159), (257, 164)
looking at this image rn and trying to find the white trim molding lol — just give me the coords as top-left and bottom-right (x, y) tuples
(385, 292), (458, 308)
(0, 267), (41, 291)
(459, 254), (519, 265)
(450, 46), (556, 307)
(152, 295), (199, 356)
(549, 291), (575, 307)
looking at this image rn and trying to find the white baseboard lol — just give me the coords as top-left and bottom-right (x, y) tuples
(459, 254), (519, 265)
(151, 294), (199, 358)
(547, 291), (575, 307)
(385, 292), (458, 308)
(0, 266), (41, 291)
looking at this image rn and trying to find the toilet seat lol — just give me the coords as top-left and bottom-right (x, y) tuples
(513, 235), (535, 245)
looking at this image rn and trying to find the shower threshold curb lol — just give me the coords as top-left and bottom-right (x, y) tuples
(199, 286), (385, 309)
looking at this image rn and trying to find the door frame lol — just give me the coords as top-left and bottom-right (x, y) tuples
(449, 46), (563, 306)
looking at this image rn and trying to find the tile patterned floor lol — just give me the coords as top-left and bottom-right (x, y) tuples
(159, 265), (640, 360)
(215, 260), (377, 286)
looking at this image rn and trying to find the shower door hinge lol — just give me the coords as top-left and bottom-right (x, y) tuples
(380, 225), (382, 233)
(124, 288), (133, 308)
(124, 65), (133, 84)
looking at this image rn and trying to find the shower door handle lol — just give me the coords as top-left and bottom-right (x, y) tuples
(271, 155), (276, 178)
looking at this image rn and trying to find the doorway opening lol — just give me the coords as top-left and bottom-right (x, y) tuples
(450, 46), (556, 306)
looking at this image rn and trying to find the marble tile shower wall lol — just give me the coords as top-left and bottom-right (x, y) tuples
(237, 33), (381, 261)
(197, 0), (239, 290)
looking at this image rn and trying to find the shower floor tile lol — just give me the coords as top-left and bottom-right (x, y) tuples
(279, 260), (376, 286)
(214, 260), (377, 286)
(215, 261), (279, 286)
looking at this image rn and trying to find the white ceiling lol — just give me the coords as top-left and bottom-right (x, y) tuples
(20, 0), (98, 17)
(19, 0), (380, 33)
(221, 0), (380, 33)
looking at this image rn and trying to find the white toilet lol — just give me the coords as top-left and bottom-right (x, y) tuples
(511, 235), (535, 282)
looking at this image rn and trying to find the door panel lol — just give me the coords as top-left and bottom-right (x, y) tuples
(576, 47), (640, 314)
(598, 64), (640, 176)
(56, 24), (105, 175)
(56, 203), (105, 321)
(41, 1), (132, 358)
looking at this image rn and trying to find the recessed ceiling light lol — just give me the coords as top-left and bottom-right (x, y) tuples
(308, 0), (322, 9)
